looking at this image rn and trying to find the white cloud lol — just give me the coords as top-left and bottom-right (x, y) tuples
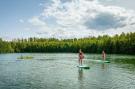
(28, 0), (135, 38)
(19, 19), (24, 23)
(28, 16), (46, 26)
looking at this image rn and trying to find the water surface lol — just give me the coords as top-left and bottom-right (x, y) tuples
(0, 53), (135, 89)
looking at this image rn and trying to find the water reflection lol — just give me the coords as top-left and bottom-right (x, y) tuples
(78, 68), (84, 89)
(101, 63), (108, 70)
(113, 58), (135, 72)
(101, 63), (105, 69)
(78, 68), (83, 81)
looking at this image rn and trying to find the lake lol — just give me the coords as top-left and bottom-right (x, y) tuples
(0, 53), (135, 89)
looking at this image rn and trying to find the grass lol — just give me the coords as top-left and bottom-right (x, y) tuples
(17, 55), (34, 59)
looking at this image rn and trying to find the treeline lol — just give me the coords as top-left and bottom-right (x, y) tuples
(0, 38), (14, 53)
(0, 32), (135, 54)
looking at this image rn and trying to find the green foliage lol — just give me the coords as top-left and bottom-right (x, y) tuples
(0, 32), (135, 54)
(17, 55), (33, 59)
(0, 39), (14, 53)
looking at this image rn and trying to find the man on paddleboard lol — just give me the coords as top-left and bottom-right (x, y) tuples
(79, 49), (84, 65)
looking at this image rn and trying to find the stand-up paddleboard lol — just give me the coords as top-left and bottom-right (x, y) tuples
(77, 65), (90, 69)
(89, 59), (110, 63)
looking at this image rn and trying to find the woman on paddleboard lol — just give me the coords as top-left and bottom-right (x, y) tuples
(79, 49), (84, 65)
(102, 50), (106, 60)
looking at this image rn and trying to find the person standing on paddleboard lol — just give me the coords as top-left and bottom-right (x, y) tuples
(102, 50), (106, 60)
(79, 49), (84, 65)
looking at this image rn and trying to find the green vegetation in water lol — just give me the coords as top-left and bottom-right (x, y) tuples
(17, 55), (34, 59)
(114, 58), (135, 65)
(113, 58), (135, 71)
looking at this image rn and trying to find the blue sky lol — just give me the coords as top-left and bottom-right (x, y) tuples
(0, 0), (45, 40)
(0, 0), (135, 40)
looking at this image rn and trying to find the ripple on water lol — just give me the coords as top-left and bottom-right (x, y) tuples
(0, 53), (135, 89)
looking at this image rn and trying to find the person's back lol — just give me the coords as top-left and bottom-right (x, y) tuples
(79, 49), (84, 65)
(102, 50), (106, 60)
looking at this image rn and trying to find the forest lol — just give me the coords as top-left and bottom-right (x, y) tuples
(0, 32), (135, 54)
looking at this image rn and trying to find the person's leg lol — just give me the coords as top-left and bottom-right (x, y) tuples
(102, 56), (105, 60)
(103, 56), (105, 60)
(79, 59), (81, 65)
(81, 59), (82, 65)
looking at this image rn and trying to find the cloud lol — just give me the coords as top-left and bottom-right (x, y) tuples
(84, 12), (126, 30)
(60, 0), (72, 3)
(28, 16), (46, 26)
(19, 19), (24, 23)
(28, 0), (135, 38)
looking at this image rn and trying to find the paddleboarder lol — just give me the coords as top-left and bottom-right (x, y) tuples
(102, 50), (106, 60)
(79, 49), (84, 65)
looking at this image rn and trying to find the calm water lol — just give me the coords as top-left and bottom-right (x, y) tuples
(0, 53), (135, 89)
